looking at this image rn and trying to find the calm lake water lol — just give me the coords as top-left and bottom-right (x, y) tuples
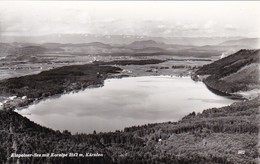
(17, 76), (237, 134)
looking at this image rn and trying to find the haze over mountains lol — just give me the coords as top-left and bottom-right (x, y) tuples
(0, 36), (259, 59)
(0, 34), (249, 45)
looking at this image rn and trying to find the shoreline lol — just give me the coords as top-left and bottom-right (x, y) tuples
(7, 74), (192, 113)
(15, 75), (230, 135)
(0, 59), (167, 111)
(1, 58), (202, 111)
(3, 72), (242, 112)
(191, 74), (249, 101)
(1, 69), (248, 113)
(204, 82), (246, 100)
(0, 58), (253, 133)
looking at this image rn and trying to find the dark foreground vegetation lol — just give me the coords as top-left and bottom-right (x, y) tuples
(0, 97), (258, 164)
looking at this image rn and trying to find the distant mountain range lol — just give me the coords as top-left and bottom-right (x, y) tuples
(127, 40), (168, 49)
(219, 38), (259, 48)
(1, 34), (245, 46)
(1, 37), (259, 59)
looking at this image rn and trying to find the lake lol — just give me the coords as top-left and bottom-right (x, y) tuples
(16, 76), (238, 134)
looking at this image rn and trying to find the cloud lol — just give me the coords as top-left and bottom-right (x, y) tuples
(225, 24), (237, 31)
(201, 20), (217, 34)
(183, 24), (199, 31)
(0, 1), (258, 37)
(204, 20), (216, 29)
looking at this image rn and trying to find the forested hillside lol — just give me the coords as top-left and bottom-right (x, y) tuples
(195, 49), (259, 94)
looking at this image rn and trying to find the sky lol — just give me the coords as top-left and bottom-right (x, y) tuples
(0, 1), (259, 37)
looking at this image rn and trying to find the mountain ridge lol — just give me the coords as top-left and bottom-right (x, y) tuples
(219, 38), (259, 49)
(1, 34), (245, 46)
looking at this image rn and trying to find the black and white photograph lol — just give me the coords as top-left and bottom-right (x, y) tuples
(0, 1), (259, 163)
